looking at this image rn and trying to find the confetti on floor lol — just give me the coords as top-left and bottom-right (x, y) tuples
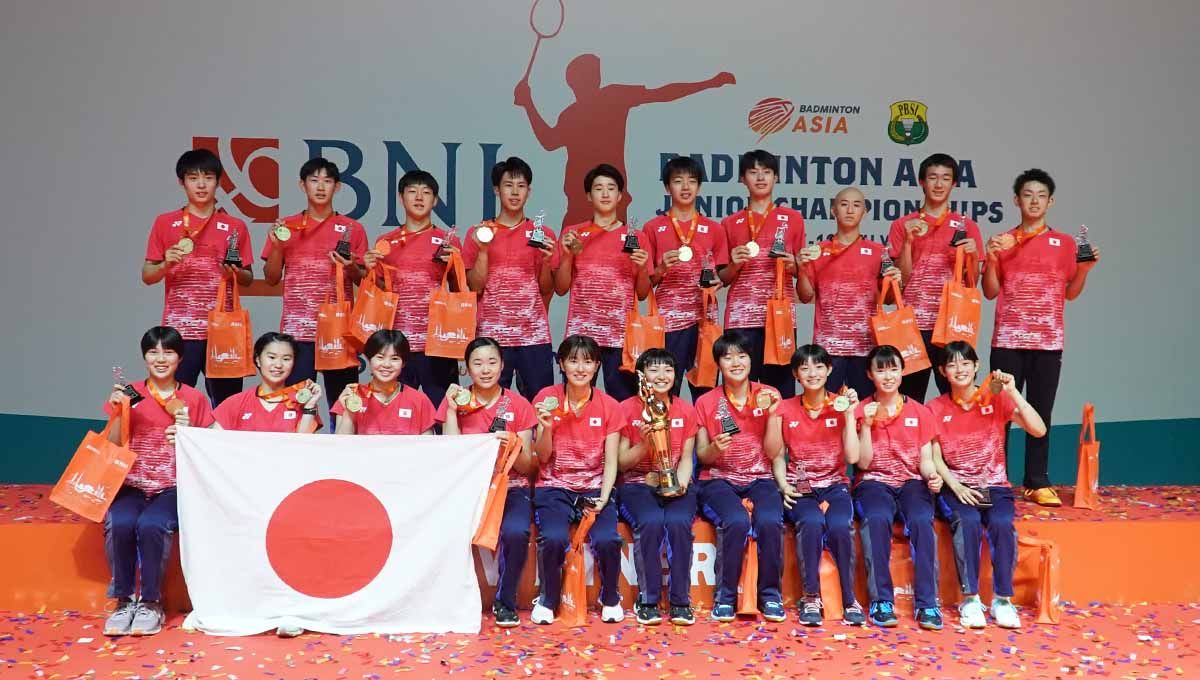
(2, 602), (1197, 679)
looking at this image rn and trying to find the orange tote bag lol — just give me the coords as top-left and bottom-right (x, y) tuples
(315, 262), (359, 371)
(621, 292), (667, 372)
(1073, 403), (1101, 510)
(870, 277), (930, 375)
(763, 259), (795, 365)
(347, 263), (399, 350)
(205, 277), (255, 379)
(471, 434), (523, 551)
(932, 245), (982, 348)
(686, 287), (723, 388)
(50, 396), (137, 523)
(560, 509), (598, 627)
(425, 250), (478, 359)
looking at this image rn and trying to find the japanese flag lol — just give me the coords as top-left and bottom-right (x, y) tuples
(175, 427), (496, 635)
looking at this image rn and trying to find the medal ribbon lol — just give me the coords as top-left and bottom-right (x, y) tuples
(821, 235), (862, 258)
(722, 384), (749, 413)
(745, 203), (775, 247)
(952, 374), (995, 410)
(1013, 224), (1048, 247)
(457, 387), (504, 416)
(670, 214), (698, 248)
(179, 207), (220, 242)
(918, 210), (953, 232)
(801, 387), (844, 416)
(369, 379), (400, 404)
(146, 381), (183, 415)
(871, 396), (906, 427)
(257, 381), (308, 405)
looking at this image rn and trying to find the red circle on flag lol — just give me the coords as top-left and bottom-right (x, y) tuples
(265, 479), (393, 598)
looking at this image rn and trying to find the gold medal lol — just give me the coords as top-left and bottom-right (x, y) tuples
(833, 395), (850, 412)
(989, 378), (1004, 395)
(176, 237), (194, 254)
(540, 396), (560, 411)
(295, 388), (313, 405)
(863, 402), (879, 419)
(344, 393), (364, 413)
(452, 389), (473, 406)
(754, 390), (775, 410)
(915, 222), (929, 236)
(476, 225), (495, 244)
(373, 238), (391, 256)
(273, 224), (292, 242)
(677, 244), (694, 262)
(166, 398), (186, 416)
(745, 241), (761, 258)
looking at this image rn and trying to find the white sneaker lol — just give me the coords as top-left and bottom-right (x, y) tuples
(530, 603), (555, 625)
(958, 597), (986, 629)
(600, 603), (625, 623)
(990, 598), (1022, 629)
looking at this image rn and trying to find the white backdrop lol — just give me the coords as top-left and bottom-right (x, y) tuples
(1, 0), (1197, 424)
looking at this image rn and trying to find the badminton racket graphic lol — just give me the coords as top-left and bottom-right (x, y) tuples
(521, 0), (565, 81)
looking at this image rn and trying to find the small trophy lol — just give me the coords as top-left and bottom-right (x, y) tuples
(489, 396), (511, 433)
(432, 224), (454, 262)
(792, 460), (814, 496)
(222, 234), (242, 267)
(334, 231), (352, 260)
(717, 397), (740, 436)
(637, 373), (683, 497)
(622, 217), (641, 253)
(699, 253), (719, 288)
(949, 227), (968, 247)
(112, 366), (144, 407)
(1074, 224), (1097, 263)
(768, 224), (789, 258)
(880, 251), (896, 277)
(526, 210), (551, 250)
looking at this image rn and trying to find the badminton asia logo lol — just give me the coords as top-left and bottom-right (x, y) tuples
(887, 100), (929, 146)
(192, 137), (280, 223)
(747, 98), (859, 142)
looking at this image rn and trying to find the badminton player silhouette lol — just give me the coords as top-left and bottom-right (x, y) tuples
(513, 0), (734, 228)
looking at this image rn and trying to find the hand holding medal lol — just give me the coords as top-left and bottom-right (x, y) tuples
(340, 384), (365, 413)
(754, 387), (780, 415)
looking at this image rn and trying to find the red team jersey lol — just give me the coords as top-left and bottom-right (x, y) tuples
(887, 212), (983, 330)
(808, 238), (885, 356)
(720, 205), (806, 328)
(853, 396), (937, 487)
(260, 212), (367, 342)
(641, 214), (729, 332)
(776, 396), (850, 489)
(991, 227), (1078, 351)
(146, 209), (253, 340)
(103, 381), (215, 494)
(928, 390), (1017, 488)
(694, 383), (774, 486)
(212, 387), (323, 433)
(533, 385), (623, 491)
(373, 226), (462, 353)
(329, 385), (436, 435)
(562, 223), (646, 348)
(461, 220), (559, 347)
(435, 388), (538, 488)
(618, 395), (700, 485)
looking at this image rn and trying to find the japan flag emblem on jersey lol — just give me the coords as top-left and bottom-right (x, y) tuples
(431, 236), (443, 245)
(904, 417), (918, 427)
(589, 417), (602, 427)
(502, 412), (515, 422)
(398, 408), (412, 419)
(861, 247), (872, 255)
(334, 223), (347, 233)
(779, 214), (789, 222)
(825, 418), (839, 428)
(1048, 237), (1061, 246)
(217, 222), (230, 232)
(671, 418), (684, 428)
(981, 405), (995, 415)
(698, 224), (709, 233)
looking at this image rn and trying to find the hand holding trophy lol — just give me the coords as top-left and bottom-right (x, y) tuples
(637, 371), (683, 497)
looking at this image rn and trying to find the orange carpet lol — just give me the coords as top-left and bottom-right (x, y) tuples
(2, 603), (1198, 679)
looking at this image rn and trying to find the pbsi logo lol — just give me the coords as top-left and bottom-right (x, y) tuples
(888, 100), (929, 146)
(193, 137), (279, 223)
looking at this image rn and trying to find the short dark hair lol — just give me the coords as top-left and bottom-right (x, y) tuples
(583, 163), (625, 194)
(866, 345), (905, 372)
(491, 157), (533, 187)
(940, 340), (979, 366)
(790, 344), (832, 371)
(738, 149), (779, 177)
(635, 347), (677, 373)
(465, 336), (503, 362)
(919, 153), (958, 184)
(254, 332), (298, 366)
(661, 156), (705, 187)
(398, 170), (439, 198)
(175, 149), (223, 181)
(557, 334), (601, 364)
(300, 157), (341, 183)
(712, 330), (753, 363)
(364, 329), (411, 361)
(1013, 168), (1056, 197)
(141, 326), (184, 356)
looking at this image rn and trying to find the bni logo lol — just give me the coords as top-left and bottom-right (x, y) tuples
(192, 137), (280, 222)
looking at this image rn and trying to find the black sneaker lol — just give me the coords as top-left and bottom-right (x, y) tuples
(798, 596), (824, 627)
(669, 605), (695, 626)
(492, 603), (519, 628)
(842, 601), (866, 626)
(635, 601), (662, 625)
(868, 600), (898, 627)
(917, 607), (944, 631)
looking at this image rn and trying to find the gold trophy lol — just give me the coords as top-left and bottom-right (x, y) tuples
(637, 371), (684, 498)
